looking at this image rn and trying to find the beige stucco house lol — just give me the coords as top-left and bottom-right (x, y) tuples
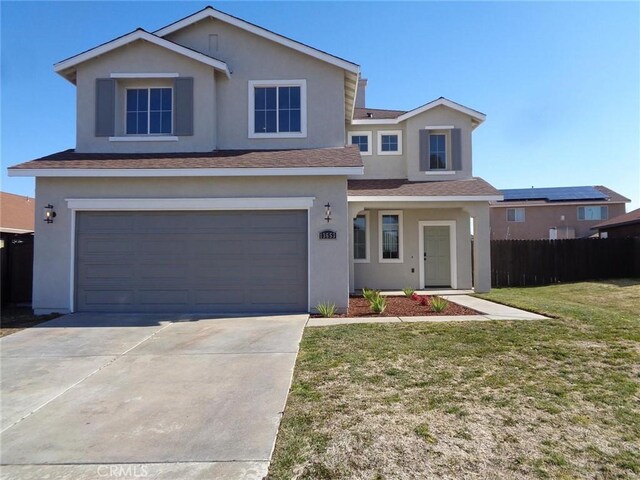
(8, 7), (500, 315)
(490, 186), (629, 240)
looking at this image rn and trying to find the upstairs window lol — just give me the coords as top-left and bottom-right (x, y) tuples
(507, 208), (525, 222)
(348, 131), (372, 155)
(429, 134), (447, 169)
(578, 206), (608, 221)
(248, 80), (307, 138)
(377, 130), (403, 155)
(126, 88), (172, 135)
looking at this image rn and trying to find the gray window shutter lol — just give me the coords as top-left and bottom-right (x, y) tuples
(95, 78), (115, 137)
(451, 128), (462, 171)
(174, 77), (194, 136)
(419, 129), (430, 171)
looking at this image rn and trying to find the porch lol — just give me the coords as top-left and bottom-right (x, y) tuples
(347, 178), (502, 294)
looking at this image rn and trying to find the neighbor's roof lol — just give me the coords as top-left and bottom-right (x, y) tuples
(592, 208), (640, 230)
(54, 29), (230, 84)
(348, 178), (501, 200)
(0, 192), (35, 233)
(499, 186), (630, 203)
(8, 146), (363, 173)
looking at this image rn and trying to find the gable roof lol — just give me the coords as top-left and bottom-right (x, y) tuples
(351, 97), (486, 126)
(154, 6), (360, 74)
(592, 208), (640, 230)
(54, 29), (231, 84)
(498, 186), (630, 204)
(0, 192), (35, 234)
(354, 108), (407, 120)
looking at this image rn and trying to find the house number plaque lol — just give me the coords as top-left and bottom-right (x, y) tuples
(319, 230), (337, 240)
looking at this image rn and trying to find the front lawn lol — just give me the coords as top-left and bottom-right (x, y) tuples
(269, 280), (640, 479)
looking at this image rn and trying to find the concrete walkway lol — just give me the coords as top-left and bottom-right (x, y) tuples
(1, 313), (307, 480)
(308, 295), (548, 327)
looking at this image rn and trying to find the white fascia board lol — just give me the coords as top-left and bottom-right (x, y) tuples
(54, 30), (230, 79)
(9, 166), (364, 178)
(397, 98), (486, 123)
(66, 197), (315, 211)
(154, 7), (360, 74)
(0, 227), (34, 234)
(351, 119), (399, 126)
(110, 73), (180, 78)
(348, 195), (503, 202)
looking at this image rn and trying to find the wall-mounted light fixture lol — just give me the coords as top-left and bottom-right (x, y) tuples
(43, 204), (56, 223)
(324, 203), (332, 223)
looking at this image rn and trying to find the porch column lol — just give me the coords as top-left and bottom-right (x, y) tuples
(471, 204), (492, 293)
(348, 203), (363, 293)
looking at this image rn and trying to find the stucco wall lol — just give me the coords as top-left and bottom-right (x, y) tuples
(75, 41), (217, 153)
(33, 176), (349, 314)
(352, 207), (473, 290)
(346, 106), (475, 181)
(490, 202), (627, 240)
(166, 18), (346, 149)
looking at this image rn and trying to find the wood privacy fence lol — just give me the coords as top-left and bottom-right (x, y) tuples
(490, 238), (640, 287)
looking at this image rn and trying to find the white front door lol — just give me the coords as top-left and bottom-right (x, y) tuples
(423, 226), (451, 287)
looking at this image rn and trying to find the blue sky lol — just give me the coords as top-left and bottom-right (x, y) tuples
(2, 1), (639, 210)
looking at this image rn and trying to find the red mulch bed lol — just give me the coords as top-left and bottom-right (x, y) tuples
(315, 295), (479, 318)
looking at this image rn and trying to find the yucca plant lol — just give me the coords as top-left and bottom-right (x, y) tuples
(402, 287), (415, 298)
(370, 295), (387, 314)
(315, 302), (337, 318)
(362, 288), (381, 303)
(430, 296), (449, 313)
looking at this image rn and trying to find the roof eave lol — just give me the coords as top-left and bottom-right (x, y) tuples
(53, 29), (231, 84)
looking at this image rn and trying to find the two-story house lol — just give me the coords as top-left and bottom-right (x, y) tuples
(8, 6), (501, 315)
(490, 186), (629, 240)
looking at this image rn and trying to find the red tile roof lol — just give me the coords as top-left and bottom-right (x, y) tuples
(348, 178), (501, 197)
(593, 208), (640, 229)
(8, 146), (363, 170)
(0, 192), (35, 233)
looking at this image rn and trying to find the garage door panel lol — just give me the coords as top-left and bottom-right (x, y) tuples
(75, 211), (308, 313)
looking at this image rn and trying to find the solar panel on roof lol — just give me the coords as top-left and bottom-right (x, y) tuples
(500, 186), (608, 202)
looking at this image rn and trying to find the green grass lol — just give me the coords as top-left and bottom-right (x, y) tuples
(268, 279), (640, 479)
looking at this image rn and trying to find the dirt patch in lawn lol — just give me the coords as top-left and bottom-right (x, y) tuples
(0, 307), (61, 337)
(314, 295), (479, 318)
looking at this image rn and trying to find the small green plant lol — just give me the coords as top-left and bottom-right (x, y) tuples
(430, 296), (449, 313)
(402, 287), (415, 298)
(315, 302), (337, 318)
(370, 295), (387, 314)
(362, 288), (381, 303)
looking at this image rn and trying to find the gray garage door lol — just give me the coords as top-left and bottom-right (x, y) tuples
(75, 211), (307, 313)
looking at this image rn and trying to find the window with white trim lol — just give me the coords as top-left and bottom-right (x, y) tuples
(126, 87), (172, 135)
(379, 211), (403, 263)
(353, 212), (370, 262)
(429, 133), (447, 169)
(506, 208), (525, 222)
(578, 206), (608, 221)
(348, 131), (372, 156)
(377, 130), (402, 155)
(248, 80), (307, 138)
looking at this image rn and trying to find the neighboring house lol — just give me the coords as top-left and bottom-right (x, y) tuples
(0, 192), (35, 305)
(490, 186), (629, 240)
(592, 208), (640, 239)
(8, 6), (500, 315)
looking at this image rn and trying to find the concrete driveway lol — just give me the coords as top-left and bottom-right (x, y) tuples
(0, 312), (308, 480)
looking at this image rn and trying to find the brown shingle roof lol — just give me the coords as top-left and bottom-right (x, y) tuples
(348, 178), (501, 197)
(353, 108), (407, 120)
(9, 146), (363, 170)
(594, 185), (631, 203)
(592, 208), (640, 229)
(0, 192), (35, 233)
